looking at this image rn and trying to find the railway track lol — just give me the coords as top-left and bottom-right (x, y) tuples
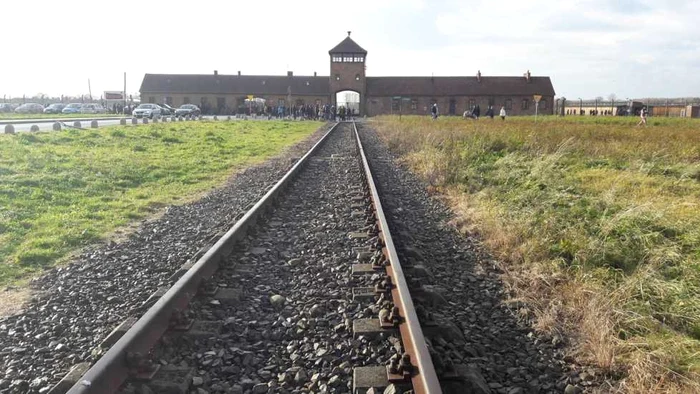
(53, 122), (442, 394)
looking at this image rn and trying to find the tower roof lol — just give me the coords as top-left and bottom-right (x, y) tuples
(329, 32), (367, 55)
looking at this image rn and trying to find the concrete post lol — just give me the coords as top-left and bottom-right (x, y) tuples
(153, 117), (158, 123)
(120, 118), (127, 125)
(30, 125), (39, 132)
(4, 124), (15, 134)
(53, 122), (61, 131)
(132, 118), (138, 125)
(227, 116), (231, 121)
(213, 115), (218, 121)
(73, 121), (81, 128)
(143, 118), (149, 124)
(171, 117), (176, 122)
(91, 120), (98, 128)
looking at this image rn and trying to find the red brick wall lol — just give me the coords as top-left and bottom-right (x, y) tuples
(366, 95), (555, 116)
(330, 59), (366, 114)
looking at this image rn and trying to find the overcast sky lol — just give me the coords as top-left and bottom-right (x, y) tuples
(2, 0), (699, 100)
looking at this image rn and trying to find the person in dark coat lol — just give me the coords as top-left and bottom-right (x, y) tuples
(486, 106), (494, 119)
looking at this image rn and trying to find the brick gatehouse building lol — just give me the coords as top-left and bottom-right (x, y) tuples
(139, 33), (555, 116)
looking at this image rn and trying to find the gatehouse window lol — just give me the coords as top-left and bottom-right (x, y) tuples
(522, 99), (529, 110)
(332, 55), (342, 62)
(411, 99), (417, 110)
(262, 80), (266, 85)
(392, 98), (400, 111)
(343, 55), (353, 62)
(335, 74), (340, 81)
(505, 99), (512, 110)
(540, 99), (547, 110)
(353, 56), (364, 62)
(355, 74), (360, 81)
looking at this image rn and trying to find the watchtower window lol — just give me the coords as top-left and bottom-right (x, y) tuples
(335, 74), (340, 81)
(332, 55), (342, 62)
(343, 55), (353, 62)
(355, 74), (360, 81)
(521, 99), (529, 110)
(353, 56), (364, 62)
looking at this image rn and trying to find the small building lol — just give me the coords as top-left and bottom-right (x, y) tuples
(140, 33), (556, 116)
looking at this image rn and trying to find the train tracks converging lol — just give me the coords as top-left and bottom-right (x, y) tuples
(53, 122), (442, 394)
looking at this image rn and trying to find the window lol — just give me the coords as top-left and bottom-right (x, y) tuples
(522, 99), (529, 110)
(505, 99), (512, 110)
(315, 99), (321, 106)
(148, 96), (155, 103)
(183, 97), (191, 104)
(217, 97), (226, 111)
(468, 99), (475, 108)
(391, 98), (400, 111)
(343, 56), (353, 62)
(355, 74), (360, 81)
(335, 74), (340, 81)
(306, 81), (310, 86)
(278, 98), (285, 107)
(353, 56), (364, 62)
(411, 99), (417, 110)
(332, 55), (342, 62)
(540, 99), (547, 110)
(165, 97), (173, 105)
(262, 80), (266, 85)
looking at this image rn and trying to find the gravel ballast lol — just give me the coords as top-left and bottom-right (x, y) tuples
(120, 123), (401, 394)
(357, 122), (586, 394)
(0, 123), (331, 393)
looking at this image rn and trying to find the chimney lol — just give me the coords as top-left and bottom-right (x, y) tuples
(287, 71), (293, 77)
(237, 71), (241, 76)
(525, 70), (531, 82)
(214, 70), (218, 76)
(314, 71), (317, 77)
(477, 70), (481, 83)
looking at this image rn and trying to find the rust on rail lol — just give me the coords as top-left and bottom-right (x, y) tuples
(352, 122), (443, 394)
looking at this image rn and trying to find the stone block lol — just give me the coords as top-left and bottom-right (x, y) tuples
(352, 366), (388, 394)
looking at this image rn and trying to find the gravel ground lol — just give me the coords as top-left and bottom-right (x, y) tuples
(121, 122), (402, 394)
(0, 123), (332, 394)
(357, 123), (591, 394)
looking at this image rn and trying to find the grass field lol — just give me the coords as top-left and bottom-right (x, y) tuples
(0, 121), (322, 285)
(375, 115), (700, 393)
(0, 113), (118, 120)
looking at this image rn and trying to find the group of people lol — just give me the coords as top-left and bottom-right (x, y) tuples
(272, 103), (356, 121)
(430, 103), (507, 120)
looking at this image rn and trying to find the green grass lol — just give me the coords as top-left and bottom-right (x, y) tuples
(376, 115), (700, 392)
(0, 113), (119, 120)
(0, 121), (321, 285)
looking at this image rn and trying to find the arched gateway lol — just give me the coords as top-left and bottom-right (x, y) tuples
(329, 31), (367, 115)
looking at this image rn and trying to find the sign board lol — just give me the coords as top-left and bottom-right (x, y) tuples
(247, 95), (254, 100)
(533, 94), (542, 103)
(104, 91), (125, 100)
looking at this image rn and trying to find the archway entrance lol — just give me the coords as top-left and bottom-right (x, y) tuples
(335, 90), (361, 119)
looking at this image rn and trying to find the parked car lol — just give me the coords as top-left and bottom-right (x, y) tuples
(0, 103), (15, 113)
(43, 103), (66, 114)
(80, 104), (106, 114)
(158, 104), (176, 116)
(62, 103), (84, 114)
(175, 104), (201, 117)
(14, 103), (45, 114)
(132, 103), (162, 119)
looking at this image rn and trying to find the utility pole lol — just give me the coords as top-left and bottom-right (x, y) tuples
(88, 79), (93, 101)
(124, 72), (127, 110)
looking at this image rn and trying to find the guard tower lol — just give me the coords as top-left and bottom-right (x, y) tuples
(329, 31), (367, 115)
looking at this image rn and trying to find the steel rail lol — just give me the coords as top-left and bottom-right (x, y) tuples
(352, 122), (442, 394)
(66, 122), (341, 393)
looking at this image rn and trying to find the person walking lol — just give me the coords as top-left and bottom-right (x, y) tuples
(500, 106), (506, 120)
(637, 106), (648, 126)
(473, 104), (481, 120)
(431, 103), (438, 120)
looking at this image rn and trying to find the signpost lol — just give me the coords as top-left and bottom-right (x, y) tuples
(533, 94), (542, 120)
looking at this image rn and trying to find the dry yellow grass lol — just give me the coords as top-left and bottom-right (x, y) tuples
(375, 115), (700, 393)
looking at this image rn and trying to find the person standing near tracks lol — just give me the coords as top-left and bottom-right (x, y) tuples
(486, 105), (494, 119)
(431, 103), (439, 120)
(500, 106), (506, 120)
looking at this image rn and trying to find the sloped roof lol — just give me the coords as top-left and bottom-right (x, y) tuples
(329, 36), (367, 55)
(140, 74), (330, 96)
(366, 76), (555, 96)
